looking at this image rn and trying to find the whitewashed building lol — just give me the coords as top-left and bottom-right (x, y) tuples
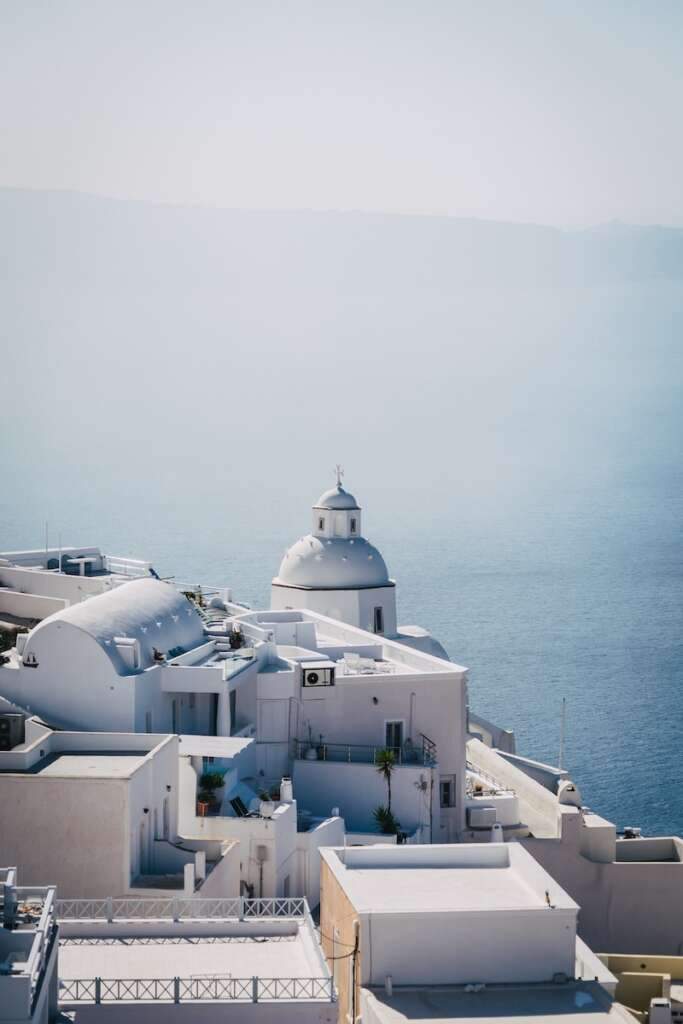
(319, 843), (632, 1024)
(271, 476), (450, 658)
(0, 546), (155, 623)
(0, 720), (239, 898)
(0, 578), (218, 733)
(0, 866), (58, 1024)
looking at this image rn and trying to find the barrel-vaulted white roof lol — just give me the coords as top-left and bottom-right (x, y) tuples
(26, 578), (204, 675)
(275, 535), (391, 590)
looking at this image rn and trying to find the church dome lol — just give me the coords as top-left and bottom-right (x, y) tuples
(314, 484), (360, 511)
(275, 536), (390, 590)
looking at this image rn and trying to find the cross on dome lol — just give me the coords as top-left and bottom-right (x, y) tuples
(335, 463), (344, 487)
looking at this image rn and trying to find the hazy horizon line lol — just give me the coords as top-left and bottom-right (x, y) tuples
(2, 183), (681, 235)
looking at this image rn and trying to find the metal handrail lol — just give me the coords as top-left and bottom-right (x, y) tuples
(60, 975), (336, 1004)
(292, 739), (436, 766)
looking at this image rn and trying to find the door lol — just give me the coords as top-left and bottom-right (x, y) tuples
(385, 720), (404, 758)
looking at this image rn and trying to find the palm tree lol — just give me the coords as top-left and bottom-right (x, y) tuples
(375, 748), (396, 812)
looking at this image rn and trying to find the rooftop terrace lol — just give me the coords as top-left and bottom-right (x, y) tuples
(55, 897), (335, 1008)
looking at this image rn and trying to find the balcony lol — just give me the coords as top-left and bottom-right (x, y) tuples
(293, 735), (437, 767)
(0, 870), (57, 1023)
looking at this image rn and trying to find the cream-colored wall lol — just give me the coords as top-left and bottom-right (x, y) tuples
(320, 857), (360, 1024)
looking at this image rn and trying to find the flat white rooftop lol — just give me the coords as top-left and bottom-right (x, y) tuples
(59, 929), (321, 982)
(321, 844), (578, 915)
(363, 982), (636, 1023)
(34, 752), (145, 778)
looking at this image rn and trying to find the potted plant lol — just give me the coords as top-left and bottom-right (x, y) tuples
(197, 791), (213, 817)
(198, 770), (225, 814)
(229, 627), (244, 650)
(259, 790), (275, 818)
(373, 805), (401, 835)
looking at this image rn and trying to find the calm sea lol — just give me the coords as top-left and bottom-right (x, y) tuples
(2, 279), (682, 837)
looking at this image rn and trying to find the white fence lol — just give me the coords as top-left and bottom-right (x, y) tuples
(103, 556), (153, 578)
(60, 975), (335, 1004)
(56, 896), (307, 922)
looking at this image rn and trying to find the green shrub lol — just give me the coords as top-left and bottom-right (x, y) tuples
(373, 805), (401, 835)
(200, 771), (225, 791)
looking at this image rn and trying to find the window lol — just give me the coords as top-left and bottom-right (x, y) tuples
(171, 699), (177, 733)
(283, 875), (290, 897)
(318, 517), (325, 531)
(385, 720), (403, 755)
(350, 517), (357, 534)
(145, 711), (152, 734)
(229, 690), (237, 735)
(373, 606), (384, 634)
(440, 775), (456, 808)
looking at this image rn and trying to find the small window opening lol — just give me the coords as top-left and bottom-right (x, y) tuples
(318, 517), (325, 531)
(440, 776), (456, 808)
(373, 606), (384, 634)
(145, 711), (152, 734)
(350, 517), (357, 534)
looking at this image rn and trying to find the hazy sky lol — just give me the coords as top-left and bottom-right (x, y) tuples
(2, 1), (682, 226)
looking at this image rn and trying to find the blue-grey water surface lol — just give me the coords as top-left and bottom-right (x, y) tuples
(2, 263), (682, 837)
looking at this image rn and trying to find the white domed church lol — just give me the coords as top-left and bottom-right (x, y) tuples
(271, 475), (397, 635)
(271, 473), (449, 658)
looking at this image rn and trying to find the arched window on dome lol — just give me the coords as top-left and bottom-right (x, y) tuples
(350, 517), (357, 534)
(318, 516), (325, 531)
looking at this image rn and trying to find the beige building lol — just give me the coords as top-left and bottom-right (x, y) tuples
(0, 721), (237, 897)
(319, 842), (633, 1024)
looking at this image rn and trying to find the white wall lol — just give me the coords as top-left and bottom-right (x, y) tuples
(293, 760), (435, 835)
(59, 1000), (337, 1023)
(362, 908), (576, 986)
(297, 670), (466, 833)
(127, 737), (180, 882)
(0, 589), (67, 620)
(0, 562), (116, 604)
(0, 773), (130, 896)
(271, 585), (397, 638)
(181, 799), (299, 899)
(295, 816), (345, 908)
(523, 808), (683, 955)
(0, 624), (137, 731)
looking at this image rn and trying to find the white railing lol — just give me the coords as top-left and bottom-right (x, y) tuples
(4, 886), (57, 1009)
(103, 556), (153, 578)
(466, 759), (511, 793)
(56, 896), (307, 922)
(60, 975), (335, 1004)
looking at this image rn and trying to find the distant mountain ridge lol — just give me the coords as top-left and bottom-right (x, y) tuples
(2, 187), (682, 295)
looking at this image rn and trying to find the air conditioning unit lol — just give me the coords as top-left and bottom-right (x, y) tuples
(0, 714), (25, 751)
(467, 805), (497, 829)
(302, 661), (335, 688)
